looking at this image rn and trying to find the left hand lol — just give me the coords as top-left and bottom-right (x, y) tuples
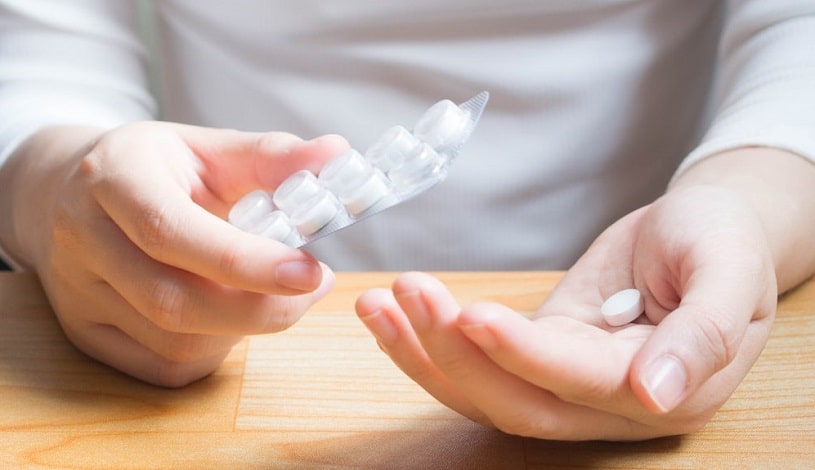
(355, 185), (777, 440)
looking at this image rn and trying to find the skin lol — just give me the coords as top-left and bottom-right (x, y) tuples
(2, 122), (813, 440)
(0, 122), (349, 387)
(355, 147), (815, 440)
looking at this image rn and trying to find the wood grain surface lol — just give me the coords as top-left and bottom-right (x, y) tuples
(1, 271), (813, 469)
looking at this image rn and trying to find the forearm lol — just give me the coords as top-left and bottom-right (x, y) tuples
(669, 147), (815, 293)
(0, 0), (156, 269)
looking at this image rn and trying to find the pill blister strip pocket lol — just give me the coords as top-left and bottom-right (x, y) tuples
(228, 91), (490, 248)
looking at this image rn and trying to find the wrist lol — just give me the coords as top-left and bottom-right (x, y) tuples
(0, 125), (107, 269)
(669, 147), (815, 292)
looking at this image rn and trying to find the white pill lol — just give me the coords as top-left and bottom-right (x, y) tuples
(256, 210), (297, 241)
(412, 99), (471, 150)
(601, 289), (644, 326)
(273, 170), (323, 215)
(318, 149), (371, 194)
(228, 190), (274, 231)
(364, 125), (422, 172)
(339, 170), (390, 215)
(386, 143), (444, 191)
(290, 192), (342, 235)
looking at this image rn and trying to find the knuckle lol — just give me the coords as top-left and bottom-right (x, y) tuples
(76, 124), (142, 182)
(693, 310), (740, 372)
(49, 202), (82, 248)
(132, 202), (177, 258)
(436, 354), (479, 382)
(255, 131), (298, 154)
(216, 241), (249, 286)
(76, 148), (104, 182)
(261, 297), (309, 333)
(145, 280), (191, 332)
(156, 334), (214, 364)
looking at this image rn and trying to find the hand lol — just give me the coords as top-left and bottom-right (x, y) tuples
(0, 121), (349, 387)
(355, 185), (777, 440)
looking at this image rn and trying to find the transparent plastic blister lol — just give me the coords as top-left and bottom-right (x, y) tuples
(228, 91), (490, 248)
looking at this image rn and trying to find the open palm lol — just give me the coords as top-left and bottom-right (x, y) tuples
(356, 186), (777, 440)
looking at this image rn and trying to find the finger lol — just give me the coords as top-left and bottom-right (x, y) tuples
(630, 261), (776, 413)
(110, 260), (336, 336)
(457, 302), (652, 414)
(55, 271), (242, 363)
(59, 316), (231, 388)
(83, 216), (336, 334)
(95, 177), (326, 294)
(87, 126), (345, 293)
(355, 287), (485, 423)
(391, 272), (652, 440)
(176, 125), (349, 200)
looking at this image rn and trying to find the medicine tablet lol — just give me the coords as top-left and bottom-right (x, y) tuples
(257, 210), (298, 242)
(386, 143), (444, 191)
(364, 125), (422, 172)
(318, 149), (371, 194)
(413, 99), (471, 149)
(273, 170), (323, 214)
(339, 170), (390, 215)
(290, 191), (342, 235)
(228, 190), (274, 231)
(600, 288), (644, 326)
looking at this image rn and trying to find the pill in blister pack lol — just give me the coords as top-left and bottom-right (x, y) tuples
(228, 91), (490, 248)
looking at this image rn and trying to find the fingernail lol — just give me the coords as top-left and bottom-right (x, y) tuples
(359, 309), (398, 346)
(275, 260), (321, 291)
(642, 355), (687, 413)
(459, 323), (497, 350)
(395, 290), (432, 331)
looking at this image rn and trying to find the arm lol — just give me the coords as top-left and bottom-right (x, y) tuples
(353, 0), (815, 440)
(0, 0), (155, 267)
(0, 1), (350, 386)
(670, 148), (815, 295)
(670, 0), (815, 291)
(628, 0), (815, 411)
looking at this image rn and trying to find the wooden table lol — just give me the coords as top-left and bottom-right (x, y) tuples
(1, 271), (813, 469)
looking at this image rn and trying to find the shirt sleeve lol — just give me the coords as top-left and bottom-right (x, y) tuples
(0, 0), (157, 269)
(672, 0), (815, 179)
(0, 0), (156, 163)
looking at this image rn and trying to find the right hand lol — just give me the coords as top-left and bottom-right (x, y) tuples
(0, 121), (349, 386)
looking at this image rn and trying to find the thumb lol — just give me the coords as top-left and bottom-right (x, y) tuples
(629, 264), (776, 413)
(176, 124), (350, 199)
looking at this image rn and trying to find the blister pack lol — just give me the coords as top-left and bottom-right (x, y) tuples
(228, 91), (489, 248)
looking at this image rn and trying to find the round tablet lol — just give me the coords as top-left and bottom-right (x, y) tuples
(600, 288), (644, 326)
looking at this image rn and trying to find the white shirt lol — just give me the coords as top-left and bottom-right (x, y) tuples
(1, 0), (814, 271)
